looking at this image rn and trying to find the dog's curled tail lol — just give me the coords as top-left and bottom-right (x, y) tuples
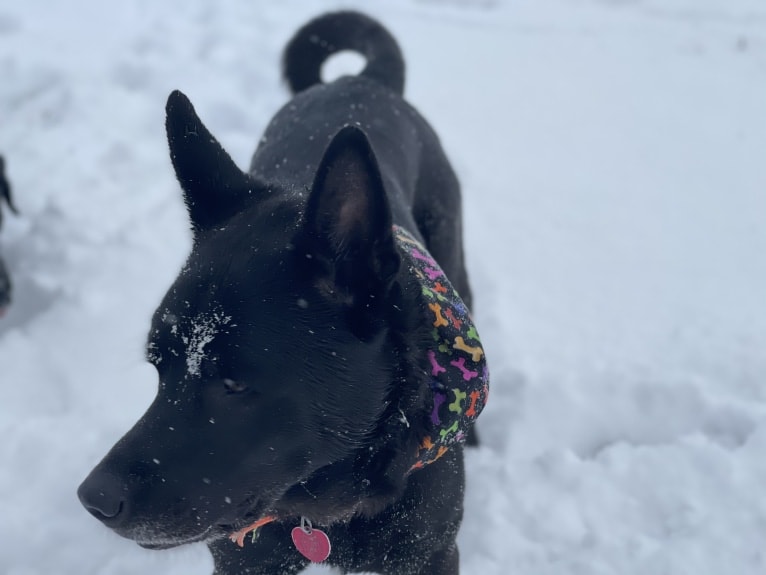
(283, 11), (405, 96)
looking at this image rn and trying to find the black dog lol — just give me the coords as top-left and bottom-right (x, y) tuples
(78, 12), (488, 575)
(0, 155), (17, 315)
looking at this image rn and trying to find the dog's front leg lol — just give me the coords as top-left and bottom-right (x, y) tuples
(418, 543), (459, 575)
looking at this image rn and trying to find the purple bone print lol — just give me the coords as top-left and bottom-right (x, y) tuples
(423, 266), (444, 281)
(450, 357), (479, 381)
(428, 350), (447, 376)
(410, 248), (438, 267)
(431, 392), (447, 425)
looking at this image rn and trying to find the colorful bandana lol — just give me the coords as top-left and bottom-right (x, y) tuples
(393, 225), (489, 472)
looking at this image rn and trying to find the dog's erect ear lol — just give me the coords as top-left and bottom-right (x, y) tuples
(303, 125), (400, 306)
(165, 90), (251, 232)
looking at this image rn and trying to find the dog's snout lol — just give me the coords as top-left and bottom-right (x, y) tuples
(77, 471), (128, 525)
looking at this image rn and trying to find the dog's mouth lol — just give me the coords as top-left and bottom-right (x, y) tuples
(123, 481), (297, 551)
(138, 535), (208, 550)
(130, 496), (275, 550)
(219, 494), (278, 535)
(133, 523), (221, 550)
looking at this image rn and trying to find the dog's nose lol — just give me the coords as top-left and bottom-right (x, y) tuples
(77, 471), (128, 525)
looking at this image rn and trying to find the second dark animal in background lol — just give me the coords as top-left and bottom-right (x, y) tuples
(0, 155), (18, 315)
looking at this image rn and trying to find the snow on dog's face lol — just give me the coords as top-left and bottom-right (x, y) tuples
(77, 91), (405, 548)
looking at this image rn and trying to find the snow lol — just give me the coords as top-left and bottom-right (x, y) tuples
(180, 308), (233, 377)
(1, 0), (765, 573)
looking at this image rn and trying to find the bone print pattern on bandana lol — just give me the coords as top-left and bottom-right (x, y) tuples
(393, 225), (489, 472)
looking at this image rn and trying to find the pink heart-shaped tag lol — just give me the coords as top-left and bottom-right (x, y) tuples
(291, 523), (331, 563)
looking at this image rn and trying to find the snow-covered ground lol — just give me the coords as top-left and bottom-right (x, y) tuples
(1, 0), (765, 573)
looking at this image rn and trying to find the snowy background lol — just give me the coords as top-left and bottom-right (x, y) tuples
(1, 0), (765, 573)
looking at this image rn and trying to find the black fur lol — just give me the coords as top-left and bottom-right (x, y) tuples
(0, 155), (17, 313)
(78, 12), (475, 575)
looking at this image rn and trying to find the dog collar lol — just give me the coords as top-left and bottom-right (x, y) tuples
(392, 225), (489, 472)
(230, 515), (331, 563)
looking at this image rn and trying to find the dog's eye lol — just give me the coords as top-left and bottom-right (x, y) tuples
(222, 378), (248, 394)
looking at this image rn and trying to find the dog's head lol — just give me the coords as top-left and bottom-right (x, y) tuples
(77, 91), (424, 549)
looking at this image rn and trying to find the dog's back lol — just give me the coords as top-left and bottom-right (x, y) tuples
(256, 12), (472, 308)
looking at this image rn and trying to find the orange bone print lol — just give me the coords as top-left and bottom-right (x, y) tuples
(409, 436), (435, 472)
(466, 390), (481, 417)
(409, 444), (449, 473)
(453, 336), (483, 362)
(444, 307), (463, 330)
(428, 303), (449, 328)
(431, 445), (448, 463)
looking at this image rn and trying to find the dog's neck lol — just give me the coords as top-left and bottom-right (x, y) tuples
(392, 226), (488, 472)
(226, 227), (489, 551)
